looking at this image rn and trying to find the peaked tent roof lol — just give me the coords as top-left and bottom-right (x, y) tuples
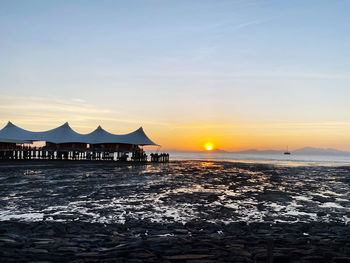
(0, 122), (158, 146)
(0, 122), (37, 142)
(82, 125), (120, 144)
(82, 125), (157, 145)
(118, 127), (158, 145)
(35, 122), (87, 144)
(0, 122), (85, 144)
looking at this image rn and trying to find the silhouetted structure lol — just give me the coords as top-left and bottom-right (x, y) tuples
(0, 122), (169, 163)
(150, 153), (169, 163)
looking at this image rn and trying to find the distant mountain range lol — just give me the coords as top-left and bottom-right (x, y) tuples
(292, 147), (350, 156)
(204, 147), (350, 156)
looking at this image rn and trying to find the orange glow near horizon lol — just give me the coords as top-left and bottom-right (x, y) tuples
(149, 121), (350, 152)
(3, 98), (350, 152)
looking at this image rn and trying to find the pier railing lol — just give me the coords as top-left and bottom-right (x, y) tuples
(0, 146), (169, 163)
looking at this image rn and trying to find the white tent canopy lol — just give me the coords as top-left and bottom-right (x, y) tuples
(0, 122), (158, 146)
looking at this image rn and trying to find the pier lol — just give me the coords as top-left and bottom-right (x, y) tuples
(0, 122), (169, 163)
(0, 143), (168, 163)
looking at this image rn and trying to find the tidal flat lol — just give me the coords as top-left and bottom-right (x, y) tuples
(0, 160), (350, 262)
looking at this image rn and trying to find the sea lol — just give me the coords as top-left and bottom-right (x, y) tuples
(166, 151), (350, 166)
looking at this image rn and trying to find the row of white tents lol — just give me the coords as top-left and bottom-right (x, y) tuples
(0, 122), (157, 146)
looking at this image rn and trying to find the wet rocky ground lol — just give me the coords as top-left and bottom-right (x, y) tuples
(1, 161), (350, 224)
(0, 160), (350, 261)
(1, 220), (350, 262)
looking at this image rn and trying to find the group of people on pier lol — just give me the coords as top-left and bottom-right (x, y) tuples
(150, 153), (170, 163)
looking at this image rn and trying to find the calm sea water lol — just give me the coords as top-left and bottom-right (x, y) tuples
(165, 152), (350, 166)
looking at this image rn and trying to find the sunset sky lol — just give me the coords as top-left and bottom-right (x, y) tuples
(1, 0), (350, 151)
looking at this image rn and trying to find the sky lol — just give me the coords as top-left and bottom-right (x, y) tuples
(0, 0), (350, 151)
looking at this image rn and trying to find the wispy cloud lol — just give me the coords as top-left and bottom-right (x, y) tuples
(117, 69), (350, 80)
(0, 95), (111, 114)
(0, 94), (173, 132)
(209, 17), (273, 32)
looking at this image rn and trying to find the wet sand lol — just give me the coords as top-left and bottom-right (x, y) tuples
(1, 160), (350, 262)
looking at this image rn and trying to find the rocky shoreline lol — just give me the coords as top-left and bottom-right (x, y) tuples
(1, 220), (350, 262)
(1, 160), (350, 262)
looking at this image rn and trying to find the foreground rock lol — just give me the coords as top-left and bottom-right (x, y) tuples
(0, 220), (350, 262)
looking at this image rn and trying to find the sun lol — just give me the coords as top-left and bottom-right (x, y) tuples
(205, 144), (213, 151)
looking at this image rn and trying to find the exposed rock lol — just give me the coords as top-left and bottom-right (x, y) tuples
(165, 254), (215, 260)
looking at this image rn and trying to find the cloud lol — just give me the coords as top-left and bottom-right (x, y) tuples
(0, 95), (110, 114)
(121, 70), (350, 80)
(0, 94), (171, 132)
(210, 18), (273, 32)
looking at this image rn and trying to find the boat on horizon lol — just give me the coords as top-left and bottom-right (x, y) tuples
(284, 146), (291, 155)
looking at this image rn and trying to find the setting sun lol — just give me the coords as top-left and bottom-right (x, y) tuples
(206, 144), (213, 151)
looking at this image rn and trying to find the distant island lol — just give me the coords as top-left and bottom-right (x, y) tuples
(197, 147), (350, 156)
